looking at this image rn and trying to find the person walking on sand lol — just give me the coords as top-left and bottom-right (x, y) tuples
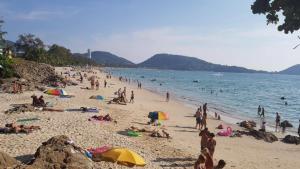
(104, 80), (107, 88)
(275, 112), (280, 132)
(129, 90), (134, 103)
(257, 105), (261, 116)
(199, 128), (209, 151)
(95, 80), (99, 90)
(166, 91), (170, 102)
(195, 108), (203, 130)
(207, 133), (216, 158)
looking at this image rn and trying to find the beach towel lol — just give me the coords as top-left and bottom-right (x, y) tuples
(87, 146), (111, 155)
(127, 131), (141, 137)
(89, 95), (104, 100)
(17, 117), (40, 123)
(65, 107), (99, 113)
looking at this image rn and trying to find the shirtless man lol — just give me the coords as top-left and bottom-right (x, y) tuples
(194, 154), (206, 169)
(207, 133), (216, 157)
(199, 128), (209, 151)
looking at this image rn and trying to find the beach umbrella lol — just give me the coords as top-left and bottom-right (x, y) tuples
(100, 148), (146, 166)
(45, 89), (60, 96)
(148, 111), (169, 120)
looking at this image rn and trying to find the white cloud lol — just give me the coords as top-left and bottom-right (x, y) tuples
(84, 27), (299, 71)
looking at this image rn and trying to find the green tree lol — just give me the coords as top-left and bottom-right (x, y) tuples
(251, 0), (300, 34)
(16, 34), (46, 61)
(0, 19), (15, 78)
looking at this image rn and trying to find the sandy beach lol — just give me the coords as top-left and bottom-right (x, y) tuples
(1, 67), (300, 169)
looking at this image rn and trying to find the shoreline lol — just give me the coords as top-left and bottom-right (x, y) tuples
(1, 66), (300, 169)
(107, 67), (299, 135)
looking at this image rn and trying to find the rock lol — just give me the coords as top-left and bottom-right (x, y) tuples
(248, 130), (278, 143)
(27, 135), (93, 169)
(0, 151), (19, 168)
(282, 135), (300, 145)
(239, 121), (256, 129)
(280, 120), (293, 128)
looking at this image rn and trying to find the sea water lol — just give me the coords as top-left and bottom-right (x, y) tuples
(107, 68), (300, 131)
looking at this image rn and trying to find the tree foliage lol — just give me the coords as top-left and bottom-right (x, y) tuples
(251, 0), (300, 34)
(0, 19), (15, 78)
(15, 34), (96, 66)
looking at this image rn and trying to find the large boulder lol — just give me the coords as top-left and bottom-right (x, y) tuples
(248, 130), (278, 143)
(25, 135), (93, 169)
(0, 151), (19, 168)
(282, 135), (300, 145)
(239, 121), (256, 129)
(280, 120), (293, 128)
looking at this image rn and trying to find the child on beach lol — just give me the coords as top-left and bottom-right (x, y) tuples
(95, 80), (99, 90)
(129, 91), (134, 103)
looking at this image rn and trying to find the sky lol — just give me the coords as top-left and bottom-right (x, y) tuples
(0, 0), (299, 71)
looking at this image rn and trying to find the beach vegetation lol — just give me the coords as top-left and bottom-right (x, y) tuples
(251, 0), (300, 34)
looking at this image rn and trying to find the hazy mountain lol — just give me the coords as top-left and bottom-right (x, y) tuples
(279, 64), (300, 75)
(138, 54), (264, 73)
(88, 51), (134, 67)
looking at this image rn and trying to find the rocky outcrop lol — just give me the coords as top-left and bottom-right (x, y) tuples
(23, 135), (93, 169)
(248, 130), (278, 143)
(0, 151), (19, 168)
(282, 135), (300, 145)
(239, 121), (256, 129)
(280, 120), (293, 128)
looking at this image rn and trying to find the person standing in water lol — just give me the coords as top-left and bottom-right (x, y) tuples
(257, 105), (261, 116)
(166, 92), (170, 102)
(298, 120), (300, 137)
(275, 112), (280, 132)
(203, 103), (208, 128)
(260, 107), (265, 118)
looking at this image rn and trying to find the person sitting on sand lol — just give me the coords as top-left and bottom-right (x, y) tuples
(95, 80), (99, 90)
(199, 128), (209, 151)
(129, 90), (134, 103)
(194, 154), (206, 169)
(201, 148), (213, 169)
(214, 160), (226, 169)
(38, 95), (46, 107)
(195, 108), (203, 130)
(207, 133), (216, 157)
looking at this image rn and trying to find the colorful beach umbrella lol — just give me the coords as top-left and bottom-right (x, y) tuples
(45, 89), (68, 96)
(101, 148), (146, 166)
(148, 111), (169, 120)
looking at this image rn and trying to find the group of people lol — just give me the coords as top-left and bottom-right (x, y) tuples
(195, 103), (208, 130)
(257, 105), (265, 118)
(195, 128), (224, 169)
(31, 95), (46, 107)
(113, 87), (135, 104)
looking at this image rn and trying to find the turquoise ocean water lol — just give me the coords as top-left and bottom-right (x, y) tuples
(107, 68), (300, 131)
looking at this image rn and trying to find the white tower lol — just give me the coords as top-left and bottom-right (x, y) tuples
(88, 49), (91, 59)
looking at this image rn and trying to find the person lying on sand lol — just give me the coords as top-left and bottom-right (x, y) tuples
(0, 123), (40, 134)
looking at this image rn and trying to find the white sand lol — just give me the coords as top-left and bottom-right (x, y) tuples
(0, 66), (299, 169)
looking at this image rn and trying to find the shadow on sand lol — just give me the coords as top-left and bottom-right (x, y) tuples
(154, 157), (196, 168)
(15, 154), (34, 164)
